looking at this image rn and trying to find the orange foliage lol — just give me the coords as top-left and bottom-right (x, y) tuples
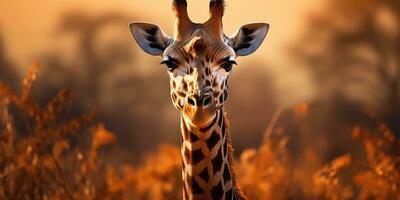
(352, 126), (400, 200)
(237, 129), (291, 199)
(311, 154), (353, 200)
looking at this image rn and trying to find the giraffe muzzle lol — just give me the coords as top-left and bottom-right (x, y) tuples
(183, 93), (216, 128)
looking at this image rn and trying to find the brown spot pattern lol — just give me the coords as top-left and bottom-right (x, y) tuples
(199, 168), (210, 182)
(224, 188), (233, 200)
(192, 149), (205, 165)
(187, 175), (204, 194)
(212, 147), (223, 174)
(224, 138), (228, 157)
(189, 132), (200, 142)
(211, 181), (224, 200)
(223, 164), (231, 182)
(206, 131), (221, 150)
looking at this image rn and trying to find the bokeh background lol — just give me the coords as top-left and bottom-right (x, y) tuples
(0, 0), (399, 162)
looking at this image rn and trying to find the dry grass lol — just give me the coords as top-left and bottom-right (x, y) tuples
(0, 64), (399, 200)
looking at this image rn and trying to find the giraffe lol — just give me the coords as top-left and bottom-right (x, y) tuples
(129, 0), (269, 199)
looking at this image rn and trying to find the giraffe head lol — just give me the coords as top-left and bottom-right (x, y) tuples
(130, 0), (269, 128)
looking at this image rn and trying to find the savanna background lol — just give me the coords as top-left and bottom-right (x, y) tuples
(0, 0), (399, 199)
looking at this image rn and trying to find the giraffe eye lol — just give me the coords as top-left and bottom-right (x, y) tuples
(221, 61), (237, 72)
(161, 59), (178, 72)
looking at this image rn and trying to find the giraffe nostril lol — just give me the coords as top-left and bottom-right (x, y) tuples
(186, 94), (213, 108)
(187, 96), (196, 106)
(203, 96), (212, 107)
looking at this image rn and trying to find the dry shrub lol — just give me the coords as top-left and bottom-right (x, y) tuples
(352, 125), (400, 200)
(236, 107), (400, 200)
(0, 63), (182, 200)
(0, 63), (104, 200)
(0, 64), (399, 200)
(237, 128), (292, 200)
(311, 154), (353, 200)
(106, 145), (181, 200)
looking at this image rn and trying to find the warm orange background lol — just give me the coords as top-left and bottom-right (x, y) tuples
(0, 0), (398, 157)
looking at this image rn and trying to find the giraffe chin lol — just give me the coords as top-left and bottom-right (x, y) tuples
(182, 105), (217, 128)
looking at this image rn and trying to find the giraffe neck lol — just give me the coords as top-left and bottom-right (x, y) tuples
(180, 109), (243, 200)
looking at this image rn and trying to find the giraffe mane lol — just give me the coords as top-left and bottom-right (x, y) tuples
(223, 111), (247, 199)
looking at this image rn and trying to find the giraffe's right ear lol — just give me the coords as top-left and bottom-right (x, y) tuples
(129, 23), (171, 56)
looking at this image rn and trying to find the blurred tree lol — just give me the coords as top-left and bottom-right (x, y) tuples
(57, 12), (173, 152)
(32, 11), (174, 154)
(292, 0), (400, 134)
(58, 12), (133, 102)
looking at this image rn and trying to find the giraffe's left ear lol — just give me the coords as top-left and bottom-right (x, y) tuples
(229, 23), (269, 57)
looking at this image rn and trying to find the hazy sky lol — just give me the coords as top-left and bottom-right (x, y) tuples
(0, 0), (322, 67)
